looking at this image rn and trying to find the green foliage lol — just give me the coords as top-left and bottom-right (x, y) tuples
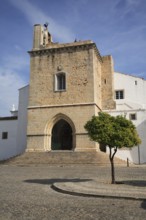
(84, 112), (141, 149)
(85, 112), (141, 184)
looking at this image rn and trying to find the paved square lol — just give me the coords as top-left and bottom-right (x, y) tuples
(0, 164), (146, 220)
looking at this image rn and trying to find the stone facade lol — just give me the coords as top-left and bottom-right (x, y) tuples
(26, 24), (115, 152)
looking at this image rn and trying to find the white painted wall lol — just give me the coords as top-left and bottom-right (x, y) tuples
(114, 72), (146, 108)
(106, 72), (146, 164)
(17, 85), (29, 154)
(0, 85), (29, 161)
(0, 118), (18, 160)
(107, 110), (146, 164)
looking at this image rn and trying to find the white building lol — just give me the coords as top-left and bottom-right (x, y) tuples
(0, 115), (18, 160)
(107, 72), (146, 164)
(0, 85), (28, 161)
(0, 72), (146, 164)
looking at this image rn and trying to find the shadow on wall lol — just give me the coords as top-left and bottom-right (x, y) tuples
(130, 119), (146, 164)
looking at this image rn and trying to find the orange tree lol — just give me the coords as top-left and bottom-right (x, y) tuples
(84, 112), (141, 184)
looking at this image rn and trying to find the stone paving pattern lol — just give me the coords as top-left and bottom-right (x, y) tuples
(0, 164), (146, 220)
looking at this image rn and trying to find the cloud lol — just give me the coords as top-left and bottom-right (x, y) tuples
(114, 0), (138, 12)
(2, 55), (28, 71)
(126, 0), (138, 7)
(0, 71), (26, 116)
(14, 45), (22, 51)
(0, 55), (28, 116)
(9, 0), (75, 42)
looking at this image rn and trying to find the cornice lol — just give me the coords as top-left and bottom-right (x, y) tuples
(28, 102), (102, 111)
(28, 42), (103, 63)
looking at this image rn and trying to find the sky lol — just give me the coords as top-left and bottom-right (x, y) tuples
(0, 0), (146, 116)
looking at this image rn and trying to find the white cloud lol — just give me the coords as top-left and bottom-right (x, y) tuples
(112, 0), (139, 21)
(0, 71), (26, 116)
(0, 55), (28, 116)
(126, 0), (138, 7)
(2, 55), (28, 71)
(14, 45), (22, 51)
(9, 0), (75, 42)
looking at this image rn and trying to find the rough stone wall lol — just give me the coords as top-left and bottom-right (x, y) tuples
(27, 42), (100, 152)
(101, 55), (116, 110)
(93, 51), (102, 110)
(27, 105), (99, 152)
(27, 25), (115, 152)
(28, 46), (95, 107)
(33, 24), (44, 49)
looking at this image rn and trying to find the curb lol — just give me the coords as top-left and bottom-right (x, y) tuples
(51, 183), (146, 201)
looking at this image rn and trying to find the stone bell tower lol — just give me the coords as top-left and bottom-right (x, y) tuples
(33, 23), (53, 49)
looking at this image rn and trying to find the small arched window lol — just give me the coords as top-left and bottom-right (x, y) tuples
(55, 72), (66, 91)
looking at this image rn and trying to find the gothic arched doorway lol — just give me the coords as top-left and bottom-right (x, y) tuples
(51, 119), (73, 150)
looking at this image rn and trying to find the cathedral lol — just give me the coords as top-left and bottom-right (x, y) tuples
(1, 24), (146, 164)
(27, 24), (115, 152)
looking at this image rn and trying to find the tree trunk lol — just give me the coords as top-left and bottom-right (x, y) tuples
(110, 157), (115, 184)
(109, 146), (117, 184)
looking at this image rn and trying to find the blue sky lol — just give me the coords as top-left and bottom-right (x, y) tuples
(0, 0), (146, 116)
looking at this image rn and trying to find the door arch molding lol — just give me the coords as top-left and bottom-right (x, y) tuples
(44, 113), (76, 151)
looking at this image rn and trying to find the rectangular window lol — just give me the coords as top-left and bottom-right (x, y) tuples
(55, 73), (66, 91)
(115, 90), (124, 99)
(129, 113), (137, 120)
(2, 132), (8, 139)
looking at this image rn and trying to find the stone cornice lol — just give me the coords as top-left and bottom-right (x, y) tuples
(92, 44), (103, 62)
(27, 132), (88, 137)
(28, 102), (102, 111)
(28, 41), (103, 63)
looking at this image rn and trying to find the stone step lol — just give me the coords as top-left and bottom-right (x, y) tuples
(1, 151), (127, 166)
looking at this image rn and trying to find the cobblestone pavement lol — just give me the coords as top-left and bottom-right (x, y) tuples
(0, 164), (146, 220)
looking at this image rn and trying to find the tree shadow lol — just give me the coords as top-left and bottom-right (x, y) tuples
(24, 178), (92, 185)
(122, 180), (146, 187)
(141, 200), (146, 210)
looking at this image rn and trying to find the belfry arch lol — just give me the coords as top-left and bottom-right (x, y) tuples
(44, 114), (76, 151)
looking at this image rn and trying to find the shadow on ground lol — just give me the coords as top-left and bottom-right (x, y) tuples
(123, 180), (146, 187)
(141, 200), (146, 210)
(24, 178), (92, 185)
